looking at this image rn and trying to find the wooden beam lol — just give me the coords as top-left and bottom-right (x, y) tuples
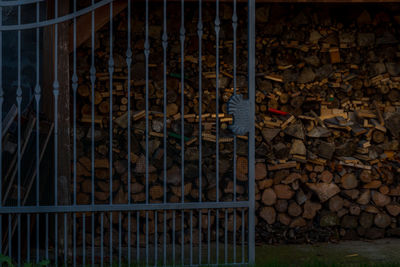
(69, 0), (127, 52)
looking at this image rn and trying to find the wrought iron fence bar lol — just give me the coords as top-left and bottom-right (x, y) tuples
(248, 0), (256, 263)
(92, 213), (95, 265)
(64, 213), (67, 266)
(0, 5), (2, 211)
(0, 0), (113, 31)
(232, 0), (238, 261)
(82, 213), (85, 266)
(172, 210), (175, 265)
(119, 212), (122, 267)
(90, 0), (96, 207)
(224, 209), (228, 264)
(207, 209), (210, 264)
(197, 0), (203, 205)
(126, 0), (132, 205)
(190, 210), (193, 265)
(180, 0), (185, 206)
(27, 214), (30, 263)
(45, 213), (48, 260)
(18, 214), (21, 266)
(72, 0), (78, 207)
(162, 0), (167, 206)
(128, 212), (131, 265)
(101, 212), (104, 267)
(55, 214), (58, 266)
(241, 209), (244, 263)
(198, 210), (201, 265)
(8, 214), (11, 258)
(109, 1), (114, 206)
(154, 211), (158, 266)
(163, 210), (166, 266)
(0, 202), (249, 217)
(181, 210), (184, 264)
(136, 211), (140, 262)
(110, 212), (113, 265)
(73, 213), (76, 267)
(17, 4), (22, 209)
(215, 0), (220, 204)
(145, 0), (150, 206)
(53, 0), (59, 208)
(145, 211), (149, 265)
(216, 209), (219, 264)
(0, 0), (45, 7)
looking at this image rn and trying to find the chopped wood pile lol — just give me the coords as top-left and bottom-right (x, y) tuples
(72, 2), (400, 246)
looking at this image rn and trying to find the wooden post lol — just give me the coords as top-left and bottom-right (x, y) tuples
(42, 0), (71, 261)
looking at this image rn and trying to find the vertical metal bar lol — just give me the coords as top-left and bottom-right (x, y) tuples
(17, 4), (21, 209)
(180, 0), (185, 205)
(216, 209), (219, 264)
(100, 212), (104, 267)
(0, 2), (2, 215)
(72, 2), (78, 265)
(232, 0), (238, 261)
(144, 0), (149, 206)
(119, 212), (122, 267)
(144, 0), (150, 263)
(90, 0), (96, 262)
(27, 214), (30, 263)
(72, 0), (78, 208)
(90, 0), (96, 207)
(233, 209), (236, 263)
(0, 4), (2, 257)
(126, 1), (132, 264)
(241, 209), (244, 263)
(154, 211), (158, 266)
(162, 0), (168, 208)
(64, 213), (67, 266)
(163, 210), (166, 266)
(8, 214), (11, 258)
(45, 213), (48, 260)
(110, 212), (113, 266)
(172, 210), (175, 265)
(35, 2), (41, 263)
(55, 214), (58, 266)
(82, 214), (85, 266)
(146, 211), (149, 265)
(198, 210), (201, 265)
(248, 0), (256, 263)
(136, 212), (140, 262)
(197, 0), (202, 205)
(181, 210), (184, 265)
(53, 0), (59, 207)
(127, 212), (131, 266)
(162, 0), (168, 263)
(53, 1), (60, 262)
(16, 7), (22, 263)
(215, 0), (220, 204)
(190, 210), (193, 266)
(207, 210), (210, 264)
(108, 0), (114, 206)
(18, 214), (21, 266)
(180, 0), (186, 263)
(92, 213), (94, 265)
(126, 0), (132, 206)
(224, 209), (228, 264)
(73, 213), (76, 267)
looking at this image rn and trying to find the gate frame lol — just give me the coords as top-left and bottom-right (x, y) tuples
(0, 0), (256, 265)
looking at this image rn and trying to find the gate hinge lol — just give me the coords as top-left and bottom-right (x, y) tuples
(227, 94), (250, 135)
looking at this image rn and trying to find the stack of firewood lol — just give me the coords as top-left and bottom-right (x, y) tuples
(71, 2), (400, 245)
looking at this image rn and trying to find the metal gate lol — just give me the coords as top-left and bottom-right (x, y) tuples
(0, 0), (255, 265)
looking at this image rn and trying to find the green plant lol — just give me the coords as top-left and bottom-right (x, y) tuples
(0, 254), (49, 267)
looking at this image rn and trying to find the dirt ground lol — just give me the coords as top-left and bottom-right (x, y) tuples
(255, 238), (400, 266)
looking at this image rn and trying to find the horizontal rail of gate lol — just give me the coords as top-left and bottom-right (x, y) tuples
(0, 0), (255, 265)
